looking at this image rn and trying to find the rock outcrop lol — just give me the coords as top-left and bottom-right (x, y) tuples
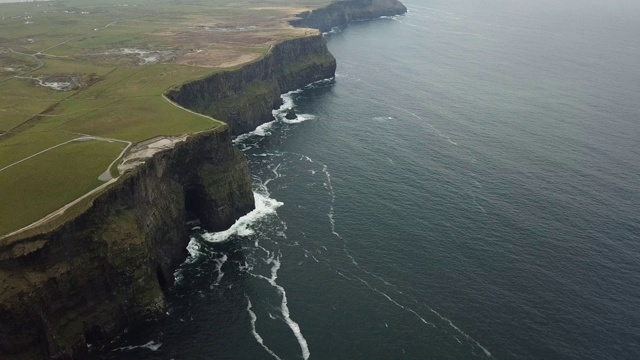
(290, 0), (408, 33)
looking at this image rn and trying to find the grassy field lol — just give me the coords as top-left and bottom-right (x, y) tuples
(0, 139), (125, 234)
(0, 0), (329, 237)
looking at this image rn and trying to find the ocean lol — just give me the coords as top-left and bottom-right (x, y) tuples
(93, 0), (640, 358)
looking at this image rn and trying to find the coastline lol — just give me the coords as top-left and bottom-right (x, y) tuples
(0, 0), (407, 358)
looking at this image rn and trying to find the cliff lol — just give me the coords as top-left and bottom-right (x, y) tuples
(166, 0), (407, 136)
(0, 128), (254, 359)
(167, 34), (337, 136)
(0, 0), (407, 358)
(290, 0), (408, 33)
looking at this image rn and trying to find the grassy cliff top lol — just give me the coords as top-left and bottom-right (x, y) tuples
(0, 0), (330, 238)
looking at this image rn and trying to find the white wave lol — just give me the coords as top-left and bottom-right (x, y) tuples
(253, 120), (276, 137)
(238, 261), (253, 272)
(111, 341), (162, 352)
(335, 270), (354, 281)
(234, 78), (332, 147)
(372, 116), (395, 122)
(353, 273), (435, 327)
(282, 113), (316, 124)
(271, 90), (317, 125)
(303, 77), (335, 89)
(246, 296), (283, 360)
(320, 160), (408, 291)
(173, 269), (184, 284)
(300, 154), (314, 162)
(212, 254), (228, 286)
(251, 255), (310, 360)
(253, 152), (283, 157)
(174, 237), (203, 275)
(429, 308), (492, 357)
(200, 192), (282, 243)
(254, 238), (272, 257)
(278, 91), (299, 111)
(264, 163), (283, 186)
(233, 120), (277, 145)
(322, 26), (342, 36)
(186, 238), (201, 259)
(320, 163), (362, 267)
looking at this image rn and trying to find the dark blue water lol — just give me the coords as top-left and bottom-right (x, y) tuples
(94, 1), (640, 359)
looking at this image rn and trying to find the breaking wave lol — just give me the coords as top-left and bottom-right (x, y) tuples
(200, 192), (283, 244)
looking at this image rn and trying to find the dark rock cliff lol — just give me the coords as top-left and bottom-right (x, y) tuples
(166, 34), (337, 136)
(290, 0), (408, 33)
(167, 0), (407, 136)
(0, 128), (254, 359)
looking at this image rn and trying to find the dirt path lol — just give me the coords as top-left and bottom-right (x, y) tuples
(162, 93), (225, 124)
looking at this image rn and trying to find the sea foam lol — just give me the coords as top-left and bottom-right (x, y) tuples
(111, 341), (162, 352)
(201, 192), (283, 243)
(246, 296), (282, 360)
(249, 254), (310, 360)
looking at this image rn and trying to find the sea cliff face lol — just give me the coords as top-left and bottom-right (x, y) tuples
(0, 128), (254, 359)
(167, 34), (337, 136)
(290, 0), (408, 33)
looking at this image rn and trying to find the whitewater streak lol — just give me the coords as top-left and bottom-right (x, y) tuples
(245, 296), (283, 360)
(321, 156), (492, 357)
(268, 85), (494, 358)
(111, 341), (162, 352)
(249, 253), (310, 360)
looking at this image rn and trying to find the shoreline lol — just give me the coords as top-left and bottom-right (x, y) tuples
(0, 1), (407, 358)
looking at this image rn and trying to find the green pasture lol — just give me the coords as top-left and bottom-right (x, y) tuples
(0, 139), (125, 235)
(54, 96), (220, 142)
(0, 131), (77, 169)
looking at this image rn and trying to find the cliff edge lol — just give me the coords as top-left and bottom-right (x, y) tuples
(167, 34), (337, 136)
(167, 0), (407, 136)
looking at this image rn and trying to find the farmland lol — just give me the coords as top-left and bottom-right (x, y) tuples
(0, 0), (327, 237)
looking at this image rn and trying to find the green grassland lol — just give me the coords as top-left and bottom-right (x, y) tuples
(0, 139), (125, 234)
(0, 0), (329, 237)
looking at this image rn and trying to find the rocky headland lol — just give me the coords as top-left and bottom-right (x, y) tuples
(0, 0), (406, 358)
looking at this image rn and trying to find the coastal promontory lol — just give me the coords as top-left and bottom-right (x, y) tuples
(0, 0), (406, 358)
